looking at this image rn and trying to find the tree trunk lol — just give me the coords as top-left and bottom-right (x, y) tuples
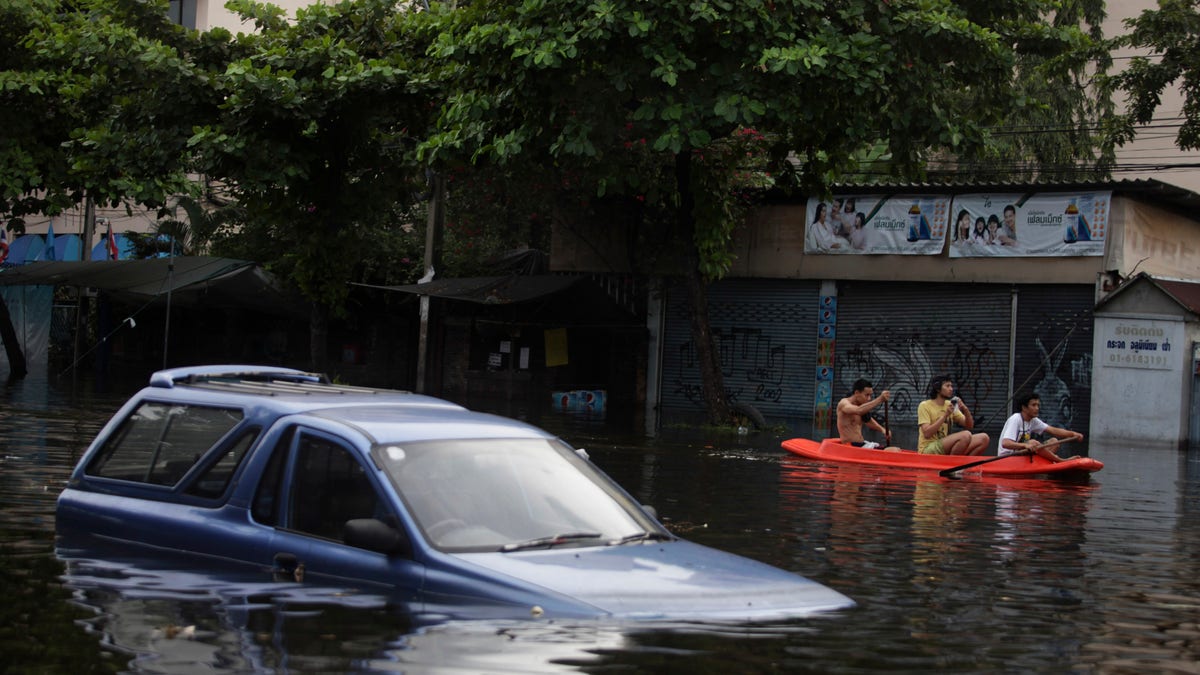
(0, 293), (28, 379)
(675, 151), (729, 425)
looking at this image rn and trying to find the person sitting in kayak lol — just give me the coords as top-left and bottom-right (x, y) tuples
(917, 377), (989, 455)
(836, 379), (897, 449)
(999, 392), (1083, 462)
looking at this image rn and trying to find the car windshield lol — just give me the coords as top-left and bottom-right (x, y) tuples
(373, 438), (661, 552)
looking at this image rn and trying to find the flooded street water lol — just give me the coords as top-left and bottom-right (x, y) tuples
(2, 371), (1199, 673)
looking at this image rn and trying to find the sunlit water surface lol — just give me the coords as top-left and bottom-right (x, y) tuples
(1, 371), (1198, 673)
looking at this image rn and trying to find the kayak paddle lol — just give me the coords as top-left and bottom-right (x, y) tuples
(883, 398), (890, 443)
(938, 438), (1073, 478)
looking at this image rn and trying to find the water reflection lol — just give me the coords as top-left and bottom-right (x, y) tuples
(1075, 445), (1200, 672)
(60, 552), (416, 674)
(4, 372), (1200, 672)
(776, 459), (1104, 669)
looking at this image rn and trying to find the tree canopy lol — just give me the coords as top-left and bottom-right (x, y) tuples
(419, 0), (1111, 186)
(189, 0), (435, 309)
(416, 0), (1112, 419)
(0, 0), (214, 224)
(1111, 0), (1200, 151)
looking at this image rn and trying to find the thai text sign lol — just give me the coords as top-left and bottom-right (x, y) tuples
(804, 195), (951, 255)
(1098, 319), (1178, 371)
(948, 191), (1110, 257)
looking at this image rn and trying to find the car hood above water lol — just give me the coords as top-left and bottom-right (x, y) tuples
(454, 538), (854, 621)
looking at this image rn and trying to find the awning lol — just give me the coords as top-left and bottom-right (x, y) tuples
(0, 256), (307, 316)
(355, 274), (582, 304)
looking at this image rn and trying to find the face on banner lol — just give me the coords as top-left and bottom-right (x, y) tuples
(804, 195), (951, 255)
(948, 192), (1109, 257)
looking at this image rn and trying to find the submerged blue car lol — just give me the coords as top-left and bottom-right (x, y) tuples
(56, 366), (852, 622)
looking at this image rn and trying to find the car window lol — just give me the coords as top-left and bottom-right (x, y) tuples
(287, 433), (387, 543)
(252, 427), (294, 526)
(86, 402), (243, 486)
(184, 427), (259, 499)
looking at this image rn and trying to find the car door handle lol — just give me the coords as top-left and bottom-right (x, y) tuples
(272, 552), (304, 582)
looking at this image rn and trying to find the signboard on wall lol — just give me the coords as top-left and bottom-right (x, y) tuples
(1096, 318), (1179, 371)
(948, 191), (1110, 257)
(804, 195), (951, 255)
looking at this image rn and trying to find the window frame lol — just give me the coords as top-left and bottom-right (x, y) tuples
(253, 425), (397, 548)
(82, 398), (252, 503)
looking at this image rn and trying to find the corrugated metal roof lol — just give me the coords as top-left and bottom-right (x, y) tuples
(1156, 278), (1200, 315)
(0, 256), (307, 315)
(354, 274), (581, 304)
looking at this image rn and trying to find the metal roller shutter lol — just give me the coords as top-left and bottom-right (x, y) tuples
(834, 281), (1014, 450)
(1011, 285), (1095, 449)
(660, 278), (819, 428)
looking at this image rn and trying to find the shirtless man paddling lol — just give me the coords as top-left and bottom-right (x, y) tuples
(836, 379), (895, 449)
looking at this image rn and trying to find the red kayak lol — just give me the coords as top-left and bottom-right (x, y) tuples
(781, 437), (1104, 477)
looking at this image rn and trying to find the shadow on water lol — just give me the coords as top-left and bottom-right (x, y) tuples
(3, 370), (1200, 672)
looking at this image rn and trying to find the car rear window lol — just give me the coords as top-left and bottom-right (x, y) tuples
(86, 402), (244, 487)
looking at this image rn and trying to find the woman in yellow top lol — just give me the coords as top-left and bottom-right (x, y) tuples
(917, 377), (990, 455)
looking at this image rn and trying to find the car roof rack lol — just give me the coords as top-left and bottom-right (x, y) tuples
(186, 379), (407, 397)
(149, 365), (329, 389)
(148, 365), (419, 397)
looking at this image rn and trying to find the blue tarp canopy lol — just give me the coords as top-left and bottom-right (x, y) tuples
(1, 233), (86, 264)
(3, 234), (45, 265)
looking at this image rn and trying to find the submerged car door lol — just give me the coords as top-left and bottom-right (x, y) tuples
(251, 424), (425, 600)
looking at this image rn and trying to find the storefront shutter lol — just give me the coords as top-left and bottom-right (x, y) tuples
(1011, 284), (1096, 447)
(833, 281), (1014, 450)
(659, 279), (820, 429)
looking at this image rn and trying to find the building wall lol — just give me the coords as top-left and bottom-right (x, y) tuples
(1116, 199), (1200, 280)
(1091, 283), (1196, 449)
(196, 0), (332, 32)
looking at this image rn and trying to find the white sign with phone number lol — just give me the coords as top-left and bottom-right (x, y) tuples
(1098, 319), (1179, 370)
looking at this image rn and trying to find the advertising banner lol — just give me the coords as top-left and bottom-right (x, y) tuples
(948, 191), (1110, 257)
(804, 195), (951, 255)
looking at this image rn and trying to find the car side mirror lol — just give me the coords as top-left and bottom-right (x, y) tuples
(344, 518), (411, 557)
(641, 504), (658, 520)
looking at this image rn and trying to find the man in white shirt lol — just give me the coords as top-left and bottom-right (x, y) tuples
(999, 392), (1084, 462)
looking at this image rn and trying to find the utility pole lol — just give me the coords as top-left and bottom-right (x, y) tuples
(71, 195), (96, 379)
(416, 173), (444, 394)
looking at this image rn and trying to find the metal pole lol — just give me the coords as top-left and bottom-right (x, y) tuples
(1007, 285), (1019, 411)
(71, 196), (96, 379)
(163, 247), (175, 369)
(416, 173), (444, 393)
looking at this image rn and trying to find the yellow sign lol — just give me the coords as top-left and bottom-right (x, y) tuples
(545, 328), (568, 367)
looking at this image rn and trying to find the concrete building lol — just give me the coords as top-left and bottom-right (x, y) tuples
(1091, 274), (1200, 450)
